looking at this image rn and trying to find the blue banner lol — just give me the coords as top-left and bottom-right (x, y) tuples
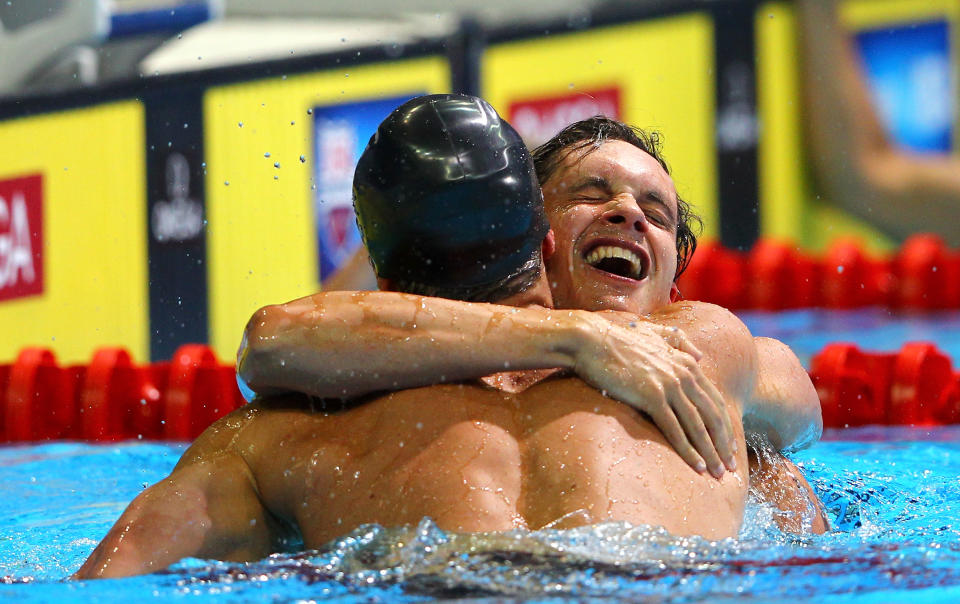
(312, 94), (418, 281)
(856, 20), (953, 154)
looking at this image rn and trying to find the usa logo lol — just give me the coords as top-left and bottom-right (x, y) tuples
(0, 173), (43, 302)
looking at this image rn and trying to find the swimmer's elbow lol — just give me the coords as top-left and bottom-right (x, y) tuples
(237, 305), (290, 396)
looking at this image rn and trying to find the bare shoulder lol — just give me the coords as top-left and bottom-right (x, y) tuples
(652, 301), (753, 354)
(653, 301), (757, 399)
(753, 336), (817, 404)
(175, 394), (320, 469)
(752, 336), (822, 449)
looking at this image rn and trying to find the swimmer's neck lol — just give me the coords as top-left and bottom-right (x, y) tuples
(495, 275), (553, 309)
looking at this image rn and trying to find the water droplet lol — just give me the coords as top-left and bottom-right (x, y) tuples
(238, 121), (244, 127)
(264, 152), (271, 157)
(274, 162), (280, 168)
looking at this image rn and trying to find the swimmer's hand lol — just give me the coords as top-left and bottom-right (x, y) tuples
(571, 311), (736, 478)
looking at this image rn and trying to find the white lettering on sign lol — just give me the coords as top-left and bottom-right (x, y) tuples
(152, 153), (204, 242)
(509, 88), (622, 148)
(0, 191), (36, 289)
(317, 120), (357, 188)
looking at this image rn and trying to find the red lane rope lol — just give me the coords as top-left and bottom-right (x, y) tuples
(1, 345), (244, 443)
(1, 339), (959, 441)
(677, 234), (960, 310)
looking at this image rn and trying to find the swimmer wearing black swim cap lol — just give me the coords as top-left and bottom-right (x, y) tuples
(352, 94), (548, 302)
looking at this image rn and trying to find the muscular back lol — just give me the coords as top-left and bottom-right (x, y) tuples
(225, 374), (749, 549)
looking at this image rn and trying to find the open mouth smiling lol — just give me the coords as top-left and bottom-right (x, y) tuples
(582, 241), (649, 281)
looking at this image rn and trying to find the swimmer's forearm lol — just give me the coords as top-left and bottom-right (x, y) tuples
(239, 291), (598, 399)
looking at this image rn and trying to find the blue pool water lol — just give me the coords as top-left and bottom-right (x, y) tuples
(1, 309), (959, 602)
(1, 430), (959, 602)
(738, 308), (960, 367)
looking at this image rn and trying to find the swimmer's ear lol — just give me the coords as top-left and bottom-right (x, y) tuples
(376, 277), (395, 292)
(541, 229), (556, 259)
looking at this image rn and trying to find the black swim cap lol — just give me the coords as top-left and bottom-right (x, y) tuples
(353, 94), (548, 291)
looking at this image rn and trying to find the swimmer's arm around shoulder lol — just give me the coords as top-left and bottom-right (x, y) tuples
(654, 302), (821, 451)
(238, 290), (610, 399)
(72, 425), (277, 578)
(746, 337), (823, 452)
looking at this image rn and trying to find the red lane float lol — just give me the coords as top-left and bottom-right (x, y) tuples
(811, 342), (960, 428)
(3, 338), (960, 441)
(79, 348), (169, 441)
(4, 349), (78, 441)
(1, 345), (243, 442)
(164, 344), (241, 440)
(678, 240), (746, 309)
(676, 234), (960, 310)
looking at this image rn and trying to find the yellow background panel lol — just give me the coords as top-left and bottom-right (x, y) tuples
(0, 101), (148, 363)
(842, 0), (960, 29)
(755, 2), (896, 252)
(204, 56), (450, 359)
(482, 15), (718, 240)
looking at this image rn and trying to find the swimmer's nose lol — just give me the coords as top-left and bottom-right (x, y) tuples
(602, 196), (647, 232)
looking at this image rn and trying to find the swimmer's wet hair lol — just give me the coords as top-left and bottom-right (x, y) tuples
(531, 116), (702, 280)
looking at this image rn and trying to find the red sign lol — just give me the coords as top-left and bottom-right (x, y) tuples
(327, 206), (354, 249)
(508, 87), (622, 147)
(0, 174), (44, 302)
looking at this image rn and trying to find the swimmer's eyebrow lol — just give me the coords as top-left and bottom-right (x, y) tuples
(569, 176), (615, 196)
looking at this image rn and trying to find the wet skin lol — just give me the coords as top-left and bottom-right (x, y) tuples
(74, 296), (758, 579)
(542, 140), (680, 315)
(202, 376), (749, 549)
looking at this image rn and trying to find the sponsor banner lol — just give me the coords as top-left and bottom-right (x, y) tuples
(0, 174), (43, 302)
(312, 94), (418, 281)
(144, 86), (209, 361)
(714, 3), (760, 250)
(508, 88), (621, 147)
(0, 101), (148, 363)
